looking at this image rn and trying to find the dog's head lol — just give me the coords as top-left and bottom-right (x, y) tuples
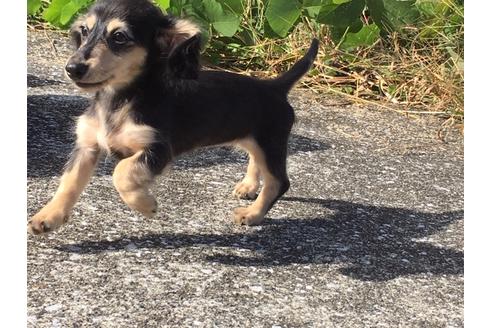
(66, 0), (201, 91)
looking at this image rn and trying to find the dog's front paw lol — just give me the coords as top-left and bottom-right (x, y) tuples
(27, 204), (69, 235)
(233, 181), (259, 200)
(233, 206), (265, 225)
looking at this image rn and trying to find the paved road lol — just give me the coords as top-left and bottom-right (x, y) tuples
(27, 30), (464, 327)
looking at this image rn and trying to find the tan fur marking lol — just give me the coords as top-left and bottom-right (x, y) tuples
(233, 155), (260, 199)
(90, 102), (156, 156)
(85, 43), (107, 71)
(109, 46), (147, 87)
(77, 41), (147, 89)
(106, 18), (126, 34)
(233, 138), (281, 225)
(157, 19), (201, 52)
(113, 151), (157, 217)
(76, 114), (99, 149)
(174, 19), (201, 37)
(111, 121), (156, 154)
(86, 15), (97, 30)
(28, 143), (100, 234)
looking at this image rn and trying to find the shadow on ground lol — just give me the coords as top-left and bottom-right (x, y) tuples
(57, 197), (463, 282)
(27, 94), (330, 177)
(27, 73), (65, 88)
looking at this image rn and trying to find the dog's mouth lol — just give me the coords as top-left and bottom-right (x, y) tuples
(74, 78), (111, 89)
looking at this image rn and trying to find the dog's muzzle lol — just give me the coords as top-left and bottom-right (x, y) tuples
(65, 61), (89, 80)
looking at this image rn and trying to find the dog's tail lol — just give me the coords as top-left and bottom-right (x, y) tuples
(271, 38), (319, 93)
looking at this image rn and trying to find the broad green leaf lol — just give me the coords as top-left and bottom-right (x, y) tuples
(317, 0), (365, 27)
(217, 0), (243, 15)
(316, 3), (339, 22)
(169, 0), (197, 17)
(329, 19), (363, 42)
(303, 0), (329, 18)
(168, 0), (184, 16)
(266, 0), (302, 37)
(43, 0), (72, 24)
(203, 0), (240, 37)
(60, 2), (80, 25)
(333, 0), (351, 3)
(60, 0), (90, 25)
(366, 0), (420, 33)
(27, 0), (42, 15)
(340, 23), (380, 49)
(155, 0), (171, 10)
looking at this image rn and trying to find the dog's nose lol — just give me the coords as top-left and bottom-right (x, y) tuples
(65, 62), (88, 80)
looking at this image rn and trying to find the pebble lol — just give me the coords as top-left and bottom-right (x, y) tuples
(249, 285), (264, 293)
(125, 242), (137, 252)
(45, 303), (62, 312)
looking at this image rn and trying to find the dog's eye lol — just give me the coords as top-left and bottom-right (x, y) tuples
(81, 26), (88, 37)
(112, 32), (128, 44)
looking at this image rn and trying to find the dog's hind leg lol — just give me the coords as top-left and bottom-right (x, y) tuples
(233, 136), (290, 225)
(113, 144), (170, 217)
(233, 153), (261, 200)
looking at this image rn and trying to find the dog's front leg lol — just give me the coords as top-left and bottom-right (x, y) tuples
(28, 146), (100, 234)
(113, 144), (170, 217)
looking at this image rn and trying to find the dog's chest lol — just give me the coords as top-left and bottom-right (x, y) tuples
(76, 105), (156, 157)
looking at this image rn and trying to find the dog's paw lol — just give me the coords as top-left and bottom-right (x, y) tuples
(139, 197), (158, 218)
(27, 205), (69, 235)
(233, 181), (259, 200)
(122, 191), (158, 218)
(232, 206), (265, 225)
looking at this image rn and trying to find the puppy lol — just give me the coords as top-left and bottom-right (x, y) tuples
(28, 0), (319, 234)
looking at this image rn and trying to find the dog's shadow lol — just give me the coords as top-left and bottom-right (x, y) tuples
(57, 197), (463, 282)
(27, 94), (331, 177)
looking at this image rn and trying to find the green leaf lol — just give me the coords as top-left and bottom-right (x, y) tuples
(266, 0), (302, 38)
(316, 3), (339, 22)
(303, 0), (334, 18)
(303, 0), (323, 17)
(43, 0), (71, 25)
(317, 0), (365, 27)
(202, 0), (240, 37)
(217, 0), (243, 15)
(60, 2), (79, 25)
(366, 0), (420, 33)
(60, 0), (90, 25)
(329, 19), (363, 43)
(27, 0), (42, 15)
(155, 0), (171, 10)
(340, 23), (380, 49)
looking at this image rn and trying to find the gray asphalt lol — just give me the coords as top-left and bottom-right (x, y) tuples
(27, 30), (464, 328)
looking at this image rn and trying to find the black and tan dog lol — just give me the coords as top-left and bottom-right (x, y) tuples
(27, 0), (319, 234)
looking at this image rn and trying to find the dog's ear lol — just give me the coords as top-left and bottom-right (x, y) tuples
(156, 18), (202, 79)
(166, 34), (202, 79)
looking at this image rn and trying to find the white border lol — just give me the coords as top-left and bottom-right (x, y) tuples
(464, 1), (492, 327)
(2, 1), (479, 326)
(0, 0), (27, 326)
